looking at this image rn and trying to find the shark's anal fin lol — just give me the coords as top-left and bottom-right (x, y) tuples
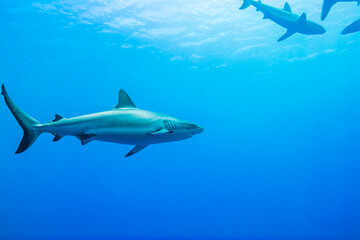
(78, 134), (96, 145)
(278, 29), (296, 42)
(149, 128), (172, 135)
(52, 114), (64, 122)
(125, 145), (148, 157)
(115, 89), (136, 109)
(283, 2), (292, 12)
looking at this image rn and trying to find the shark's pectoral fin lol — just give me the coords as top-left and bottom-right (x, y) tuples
(52, 134), (64, 142)
(52, 114), (64, 122)
(283, 2), (292, 12)
(125, 145), (148, 157)
(77, 134), (96, 145)
(149, 128), (172, 135)
(278, 29), (296, 42)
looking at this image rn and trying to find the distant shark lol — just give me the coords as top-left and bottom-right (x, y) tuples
(342, 18), (360, 34)
(1, 84), (204, 157)
(240, 0), (326, 41)
(321, 0), (359, 21)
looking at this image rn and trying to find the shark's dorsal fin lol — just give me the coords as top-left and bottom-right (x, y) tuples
(283, 2), (292, 12)
(52, 114), (64, 122)
(115, 89), (136, 109)
(278, 29), (296, 42)
(297, 13), (307, 24)
(125, 145), (148, 157)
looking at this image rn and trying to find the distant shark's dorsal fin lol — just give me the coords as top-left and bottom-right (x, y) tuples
(278, 29), (296, 42)
(298, 13), (307, 24)
(283, 2), (292, 12)
(52, 114), (64, 122)
(115, 89), (136, 109)
(125, 145), (148, 157)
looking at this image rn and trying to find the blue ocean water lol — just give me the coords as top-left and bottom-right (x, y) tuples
(0, 0), (359, 239)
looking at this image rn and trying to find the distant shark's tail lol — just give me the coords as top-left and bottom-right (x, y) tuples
(321, 0), (336, 20)
(2, 84), (41, 154)
(240, 0), (253, 9)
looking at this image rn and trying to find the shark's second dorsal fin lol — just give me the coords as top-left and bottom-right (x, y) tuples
(283, 2), (292, 12)
(52, 114), (64, 122)
(115, 89), (136, 109)
(297, 13), (307, 24)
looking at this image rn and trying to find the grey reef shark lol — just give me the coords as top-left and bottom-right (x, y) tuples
(239, 0), (326, 41)
(321, 0), (359, 20)
(1, 84), (204, 157)
(342, 18), (360, 34)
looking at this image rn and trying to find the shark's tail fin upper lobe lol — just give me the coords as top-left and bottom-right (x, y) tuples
(2, 84), (41, 153)
(240, 0), (252, 9)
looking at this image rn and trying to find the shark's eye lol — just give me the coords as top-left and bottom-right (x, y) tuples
(163, 120), (176, 130)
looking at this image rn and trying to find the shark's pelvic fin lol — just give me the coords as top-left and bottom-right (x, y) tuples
(278, 29), (296, 42)
(125, 145), (148, 157)
(2, 84), (42, 154)
(283, 2), (292, 12)
(115, 89), (136, 109)
(52, 114), (64, 122)
(78, 134), (96, 145)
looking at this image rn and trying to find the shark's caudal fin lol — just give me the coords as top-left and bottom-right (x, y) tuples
(2, 84), (41, 154)
(321, 0), (336, 20)
(239, 0), (253, 9)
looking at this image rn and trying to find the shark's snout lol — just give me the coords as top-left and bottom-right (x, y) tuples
(317, 25), (326, 34)
(313, 24), (326, 34)
(192, 125), (204, 135)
